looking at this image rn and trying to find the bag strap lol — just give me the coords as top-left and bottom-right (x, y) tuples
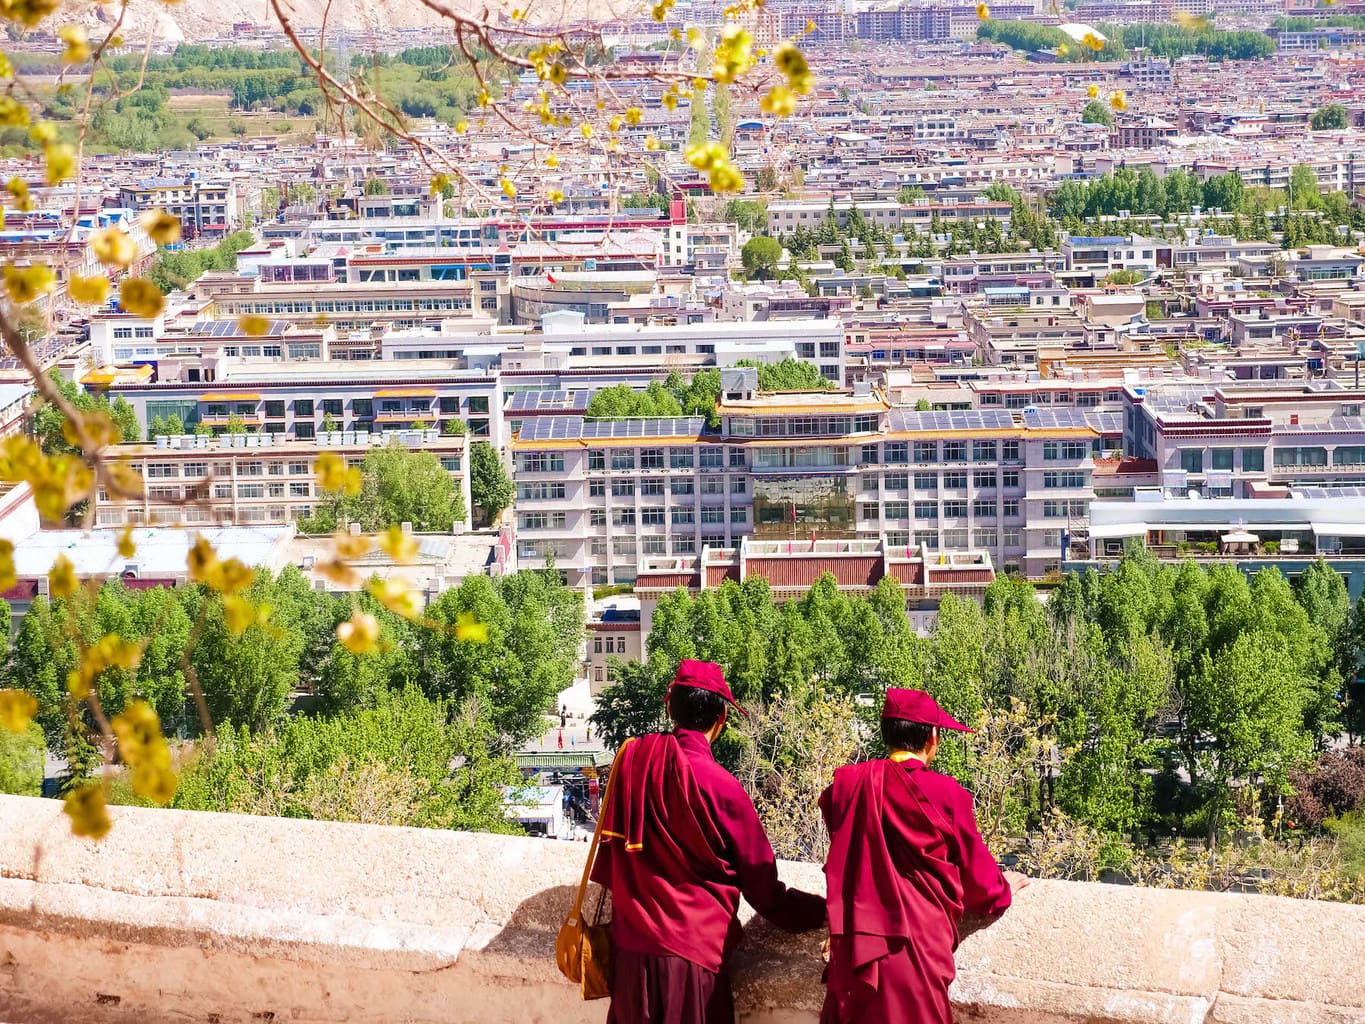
(568, 736), (632, 923)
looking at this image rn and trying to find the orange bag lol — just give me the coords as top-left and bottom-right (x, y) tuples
(556, 738), (631, 1000)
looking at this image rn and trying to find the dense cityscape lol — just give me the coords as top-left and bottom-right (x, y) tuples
(0, 0), (1363, 912)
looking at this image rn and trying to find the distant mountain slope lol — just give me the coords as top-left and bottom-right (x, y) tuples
(79, 0), (610, 45)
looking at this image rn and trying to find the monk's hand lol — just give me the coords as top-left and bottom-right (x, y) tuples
(820, 934), (831, 964)
(1004, 870), (1030, 894)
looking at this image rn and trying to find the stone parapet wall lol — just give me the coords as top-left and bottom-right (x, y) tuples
(0, 795), (1362, 1024)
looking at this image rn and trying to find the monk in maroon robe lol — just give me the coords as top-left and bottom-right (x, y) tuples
(591, 660), (826, 1024)
(819, 688), (1028, 1024)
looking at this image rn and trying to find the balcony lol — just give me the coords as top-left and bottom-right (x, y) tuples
(1, 794), (1361, 1024)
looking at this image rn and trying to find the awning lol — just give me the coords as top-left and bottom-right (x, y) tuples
(199, 392), (261, 402)
(1221, 531), (1259, 543)
(1088, 522), (1148, 539)
(374, 388), (437, 398)
(1311, 521), (1365, 537)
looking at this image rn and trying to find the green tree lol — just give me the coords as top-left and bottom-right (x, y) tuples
(0, 722), (44, 796)
(737, 357), (833, 391)
(1081, 100), (1113, 127)
(29, 371), (141, 455)
(741, 235), (783, 280)
(1289, 163), (1322, 211)
(302, 441), (466, 534)
(363, 175), (389, 195)
(469, 441), (512, 525)
(1310, 103), (1348, 131)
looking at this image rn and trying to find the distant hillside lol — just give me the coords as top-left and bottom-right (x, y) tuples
(71, 0), (608, 45)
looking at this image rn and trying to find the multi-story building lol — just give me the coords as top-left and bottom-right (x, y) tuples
(510, 382), (1123, 587)
(117, 179), (241, 239)
(1123, 380), (1365, 500)
(96, 429), (471, 530)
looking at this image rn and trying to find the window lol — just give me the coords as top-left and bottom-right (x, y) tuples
(1003, 528), (1021, 547)
(1044, 441), (1087, 460)
(943, 500), (967, 518)
(238, 484), (264, 498)
(518, 453), (565, 473)
(912, 442), (935, 464)
(268, 462), (285, 476)
(642, 507), (666, 525)
(589, 450), (606, 471)
(699, 449), (724, 470)
(611, 480), (635, 497)
(674, 537), (696, 554)
(1334, 446), (1365, 466)
(913, 471), (937, 492)
(1043, 471), (1086, 488)
(612, 537), (637, 556)
(1242, 447), (1265, 472)
(294, 399), (314, 417)
(914, 501), (938, 520)
(611, 451), (636, 471)
(612, 508), (636, 527)
(943, 441), (966, 461)
(644, 536), (667, 554)
(730, 508), (746, 524)
(671, 508), (695, 525)
(731, 477), (746, 494)
(973, 441), (997, 461)
(589, 480), (605, 497)
(883, 472), (908, 490)
(641, 479), (665, 496)
(861, 444), (879, 465)
(641, 449), (664, 470)
(915, 531), (939, 550)
(322, 399), (343, 416)
(671, 479), (695, 496)
(701, 477), (725, 495)
(1273, 447), (1327, 467)
(295, 423), (315, 440)
(288, 462), (309, 475)
(590, 509), (606, 526)
(264, 401), (285, 418)
(944, 529), (968, 548)
(974, 529), (998, 547)
(942, 471), (967, 489)
(885, 501), (910, 520)
(1180, 450), (1204, 474)
(973, 470), (997, 488)
(289, 482), (310, 497)
(701, 509), (725, 524)
(520, 512), (568, 530)
(1211, 448), (1235, 471)
(439, 398), (460, 414)
(972, 499), (996, 518)
(239, 462), (264, 477)
(183, 462), (207, 477)
(517, 482), (567, 500)
(1002, 499), (1020, 518)
(146, 463), (177, 479)
(729, 448), (746, 468)
(353, 399), (373, 418)
(670, 450), (694, 469)
(1002, 440), (1020, 461)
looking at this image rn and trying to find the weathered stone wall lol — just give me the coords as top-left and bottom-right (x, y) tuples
(0, 794), (1361, 1024)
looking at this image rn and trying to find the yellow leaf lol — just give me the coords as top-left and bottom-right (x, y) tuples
(366, 577), (421, 620)
(455, 120), (468, 134)
(43, 141), (75, 185)
(316, 451), (361, 495)
(1087, 83), (1100, 98)
(6, 177), (32, 213)
(49, 553), (77, 600)
(187, 534), (220, 584)
(63, 782), (111, 840)
(131, 763), (178, 805)
(377, 524), (418, 563)
(238, 314), (270, 337)
(0, 97), (27, 128)
(580, 122), (593, 139)
(222, 595), (259, 635)
(104, 462), (145, 498)
(68, 274), (110, 305)
(119, 278), (164, 318)
(2, 263), (55, 304)
(336, 610), (380, 654)
(90, 227), (137, 268)
(0, 537), (14, 591)
(0, 688), (37, 732)
(140, 209), (182, 246)
(544, 152), (559, 168)
(209, 557), (254, 595)
(625, 107), (642, 126)
(977, 2), (990, 18)
(500, 177), (517, 200)
(117, 526), (136, 559)
(333, 531), (372, 559)
(111, 700), (161, 758)
(455, 611), (489, 644)
(58, 24), (90, 64)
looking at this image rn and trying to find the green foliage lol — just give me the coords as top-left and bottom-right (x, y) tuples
(584, 382), (683, 420)
(736, 357), (834, 391)
(148, 412), (185, 440)
(1081, 99), (1113, 127)
(722, 199), (767, 233)
(0, 722), (44, 796)
(741, 235), (783, 279)
(469, 441), (513, 524)
(301, 441), (466, 534)
(363, 176), (389, 195)
(1311, 103), (1349, 131)
(1049, 167), (1243, 221)
(170, 686), (523, 832)
(145, 231), (255, 293)
(30, 371), (141, 455)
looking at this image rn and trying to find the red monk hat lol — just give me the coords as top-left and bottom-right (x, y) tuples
(881, 687), (974, 733)
(669, 659), (749, 717)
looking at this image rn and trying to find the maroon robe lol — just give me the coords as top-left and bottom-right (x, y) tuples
(591, 729), (825, 1023)
(819, 757), (1012, 1024)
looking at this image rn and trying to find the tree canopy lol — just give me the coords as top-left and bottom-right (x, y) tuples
(469, 441), (513, 525)
(301, 442), (466, 534)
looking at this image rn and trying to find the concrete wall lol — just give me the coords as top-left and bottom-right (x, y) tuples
(0, 794), (1362, 1024)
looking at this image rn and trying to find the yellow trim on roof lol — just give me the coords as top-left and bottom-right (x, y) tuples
(199, 392), (261, 402)
(374, 388), (437, 398)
